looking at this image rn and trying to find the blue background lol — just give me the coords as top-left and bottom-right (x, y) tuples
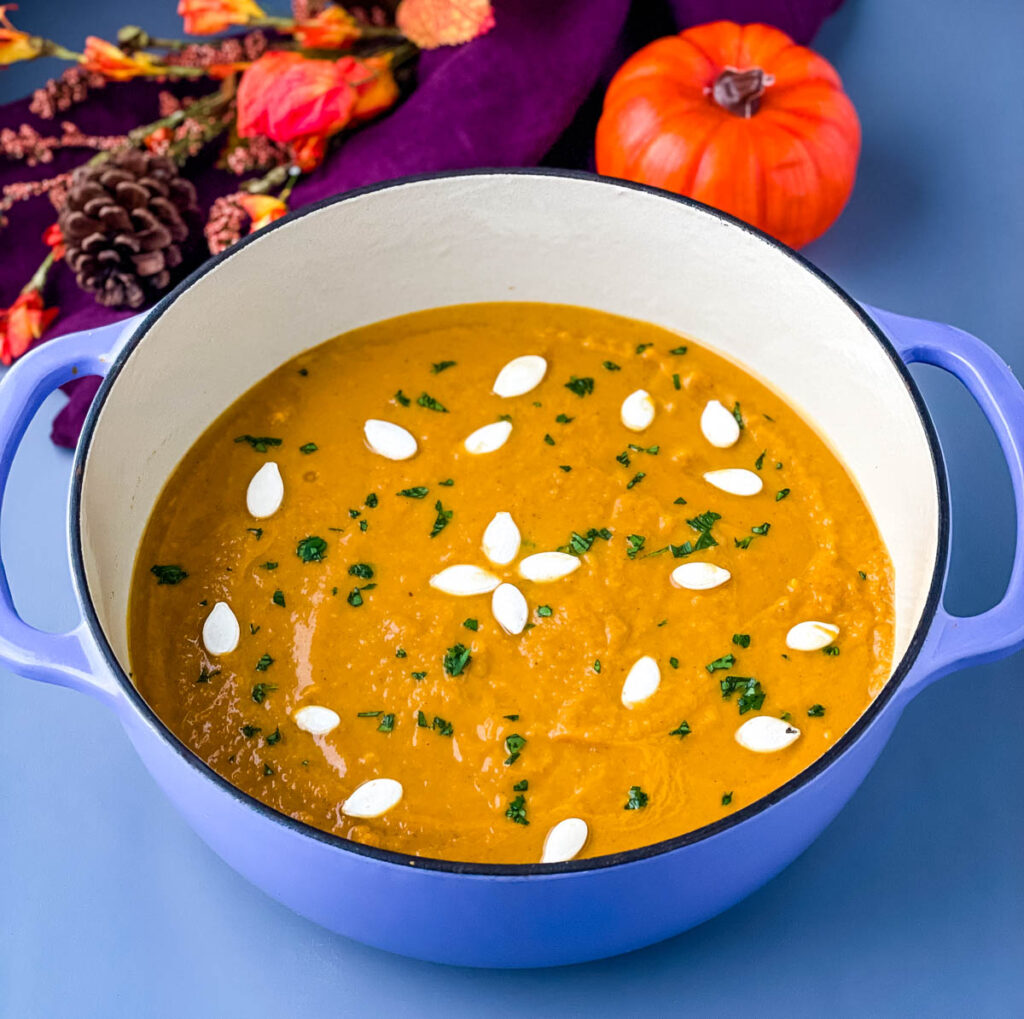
(2, 1), (1023, 1015)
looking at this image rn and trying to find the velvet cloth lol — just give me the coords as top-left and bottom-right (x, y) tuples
(0, 0), (841, 447)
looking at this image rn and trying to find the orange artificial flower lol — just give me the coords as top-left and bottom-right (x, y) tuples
(396, 0), (494, 49)
(293, 5), (360, 49)
(81, 36), (161, 80)
(337, 54), (399, 123)
(178, 0), (265, 36)
(237, 51), (357, 144)
(42, 223), (65, 261)
(0, 288), (58, 366)
(0, 5), (41, 65)
(237, 194), (287, 234)
(289, 134), (327, 172)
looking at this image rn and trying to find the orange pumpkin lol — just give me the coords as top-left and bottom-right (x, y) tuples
(596, 21), (860, 249)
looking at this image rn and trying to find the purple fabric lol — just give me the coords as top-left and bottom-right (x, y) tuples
(667, 0), (844, 43)
(0, 0), (842, 448)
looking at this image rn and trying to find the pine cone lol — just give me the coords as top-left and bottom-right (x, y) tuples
(59, 148), (199, 310)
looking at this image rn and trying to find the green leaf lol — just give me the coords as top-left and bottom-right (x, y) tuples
(669, 346), (687, 355)
(265, 727), (281, 746)
(808, 704), (826, 717)
(669, 720), (691, 738)
(365, 493), (378, 508)
(555, 414), (574, 424)
(150, 564), (188, 585)
(564, 376), (594, 397)
(234, 435), (282, 452)
(299, 442), (318, 454)
(705, 653), (735, 673)
(732, 633), (751, 648)
(377, 713), (395, 733)
(296, 536), (327, 562)
(348, 563), (374, 579)
(504, 733), (526, 765)
(430, 500), (452, 538)
(417, 392), (448, 412)
(443, 642), (472, 677)
(603, 360), (621, 372)
(255, 654), (274, 672)
(398, 487), (429, 499)
(431, 360), (457, 373)
(721, 792), (733, 806)
(272, 589), (285, 607)
(624, 786), (649, 810)
(505, 794), (529, 825)
(251, 681), (276, 703)
(732, 402), (745, 429)
(536, 605), (553, 618)
(776, 488), (791, 501)
(394, 390), (411, 407)
(462, 618), (479, 631)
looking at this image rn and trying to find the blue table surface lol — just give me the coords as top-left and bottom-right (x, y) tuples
(2, 1), (1023, 1015)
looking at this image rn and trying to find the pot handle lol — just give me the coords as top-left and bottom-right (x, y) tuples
(0, 318), (139, 704)
(867, 305), (1024, 690)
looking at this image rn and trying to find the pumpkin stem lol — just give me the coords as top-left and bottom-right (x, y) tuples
(711, 67), (775, 118)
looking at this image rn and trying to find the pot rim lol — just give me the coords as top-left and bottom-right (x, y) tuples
(68, 168), (950, 877)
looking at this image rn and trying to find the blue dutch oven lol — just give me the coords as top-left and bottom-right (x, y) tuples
(1, 172), (1022, 967)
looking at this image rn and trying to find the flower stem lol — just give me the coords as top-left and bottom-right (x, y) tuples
(23, 252), (55, 295)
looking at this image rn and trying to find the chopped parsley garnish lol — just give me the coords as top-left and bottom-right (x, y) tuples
(265, 727), (281, 746)
(669, 720), (691, 738)
(349, 508), (361, 519)
(504, 714), (519, 721)
(377, 713), (395, 734)
(537, 605), (553, 618)
(808, 704), (826, 717)
(626, 472), (646, 489)
(247, 528), (263, 539)
(755, 450), (766, 470)
(603, 360), (621, 371)
(636, 343), (652, 354)
(497, 413), (513, 422)
(417, 392), (448, 412)
(731, 403), (745, 429)
(720, 676), (765, 714)
(673, 373), (681, 390)
(255, 654), (274, 672)
(432, 716), (454, 737)
(411, 671), (427, 680)
(616, 450), (631, 467)
(396, 648), (407, 658)
(417, 710), (429, 727)
(431, 360), (457, 373)
(735, 522), (771, 550)
(776, 488), (791, 501)
(669, 657), (679, 669)
(359, 520), (368, 532)
(234, 435), (282, 452)
(504, 733), (526, 765)
(150, 564), (188, 585)
(430, 500), (452, 538)
(659, 510), (721, 558)
(438, 478), (455, 486)
(296, 535), (327, 562)
(365, 493), (378, 508)
(196, 667), (219, 684)
(263, 764), (275, 776)
(513, 779), (528, 792)
(706, 653), (735, 673)
(299, 442), (318, 454)
(858, 570), (867, 580)
(251, 681), (277, 703)
(722, 792), (733, 806)
(559, 465), (572, 472)
(732, 633), (751, 648)
(564, 376), (594, 397)
(555, 414), (574, 424)
(249, 623), (260, 635)
(394, 389), (411, 406)
(347, 587), (365, 607)
(241, 724), (261, 738)
(624, 786), (649, 810)
(623, 533), (645, 559)
(272, 589), (285, 607)
(544, 433), (555, 446)
(506, 794), (529, 825)
(559, 527), (612, 556)
(669, 345), (688, 355)
(357, 710), (381, 717)
(781, 712), (793, 722)
(398, 486), (430, 499)
(823, 646), (840, 656)
(260, 561), (278, 570)
(463, 618), (479, 631)
(348, 563), (374, 579)
(443, 643), (472, 677)
(673, 496), (687, 505)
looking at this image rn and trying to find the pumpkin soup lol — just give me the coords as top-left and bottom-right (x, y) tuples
(129, 302), (894, 864)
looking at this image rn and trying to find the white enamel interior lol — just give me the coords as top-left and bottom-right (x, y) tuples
(78, 173), (939, 678)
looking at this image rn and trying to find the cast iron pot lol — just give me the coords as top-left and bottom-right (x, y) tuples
(2, 172), (1023, 968)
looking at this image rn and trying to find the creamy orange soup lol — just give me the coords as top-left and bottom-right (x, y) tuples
(129, 303), (894, 864)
